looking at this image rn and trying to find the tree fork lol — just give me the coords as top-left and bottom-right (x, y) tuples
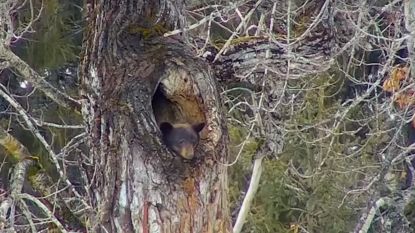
(79, 1), (230, 232)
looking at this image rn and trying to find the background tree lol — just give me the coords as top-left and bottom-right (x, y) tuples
(0, 0), (414, 232)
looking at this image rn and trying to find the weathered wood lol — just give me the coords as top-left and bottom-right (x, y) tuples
(80, 1), (230, 232)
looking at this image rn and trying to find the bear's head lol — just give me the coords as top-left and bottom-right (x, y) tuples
(160, 122), (205, 160)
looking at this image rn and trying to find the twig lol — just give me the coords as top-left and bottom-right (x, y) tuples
(0, 43), (80, 110)
(0, 84), (89, 209)
(33, 118), (84, 129)
(164, 13), (216, 37)
(19, 193), (68, 233)
(57, 132), (87, 158)
(18, 200), (37, 233)
(213, 0), (263, 62)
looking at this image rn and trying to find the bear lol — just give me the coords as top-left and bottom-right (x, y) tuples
(160, 122), (205, 160)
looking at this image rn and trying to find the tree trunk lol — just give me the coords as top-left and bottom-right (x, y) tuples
(79, 1), (230, 232)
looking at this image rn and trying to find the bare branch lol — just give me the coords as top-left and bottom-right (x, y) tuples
(33, 118), (84, 129)
(0, 43), (81, 110)
(19, 193), (69, 233)
(233, 156), (264, 233)
(0, 84), (89, 210)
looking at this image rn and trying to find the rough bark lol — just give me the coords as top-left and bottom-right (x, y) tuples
(80, 1), (230, 232)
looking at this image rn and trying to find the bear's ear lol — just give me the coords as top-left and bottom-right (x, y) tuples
(160, 122), (173, 134)
(192, 122), (205, 133)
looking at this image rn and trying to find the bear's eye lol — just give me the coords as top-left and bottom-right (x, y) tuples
(178, 139), (186, 145)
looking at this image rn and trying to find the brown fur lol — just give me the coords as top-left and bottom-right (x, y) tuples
(152, 84), (206, 159)
(160, 122), (205, 159)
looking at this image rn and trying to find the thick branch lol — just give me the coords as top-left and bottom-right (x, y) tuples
(214, 34), (334, 83)
(233, 156), (263, 233)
